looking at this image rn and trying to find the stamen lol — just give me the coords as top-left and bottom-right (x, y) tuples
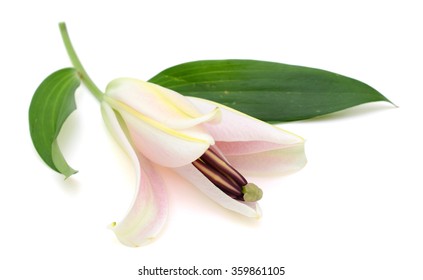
(192, 159), (243, 198)
(200, 149), (248, 187)
(192, 148), (263, 202)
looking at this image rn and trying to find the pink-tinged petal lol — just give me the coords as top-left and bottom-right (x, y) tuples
(110, 153), (168, 247)
(187, 97), (307, 175)
(174, 164), (262, 218)
(101, 103), (168, 247)
(225, 144), (306, 176)
(188, 97), (305, 154)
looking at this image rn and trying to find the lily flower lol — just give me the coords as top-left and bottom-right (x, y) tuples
(100, 78), (306, 247)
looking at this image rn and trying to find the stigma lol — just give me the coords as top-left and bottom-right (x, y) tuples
(192, 148), (263, 202)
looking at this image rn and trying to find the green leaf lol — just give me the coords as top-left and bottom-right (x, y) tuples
(29, 68), (81, 178)
(149, 60), (391, 122)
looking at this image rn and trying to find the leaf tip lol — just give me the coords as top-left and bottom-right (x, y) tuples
(63, 169), (78, 180)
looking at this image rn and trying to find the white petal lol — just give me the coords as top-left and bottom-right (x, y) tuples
(101, 103), (168, 247)
(106, 78), (221, 129)
(101, 102), (139, 176)
(103, 80), (220, 167)
(118, 108), (213, 167)
(174, 164), (261, 218)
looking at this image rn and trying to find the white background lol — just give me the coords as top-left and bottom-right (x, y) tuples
(1, 0), (422, 279)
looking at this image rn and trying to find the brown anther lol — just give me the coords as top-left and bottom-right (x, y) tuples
(192, 148), (263, 202)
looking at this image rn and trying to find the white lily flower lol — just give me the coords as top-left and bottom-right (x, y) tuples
(101, 78), (306, 247)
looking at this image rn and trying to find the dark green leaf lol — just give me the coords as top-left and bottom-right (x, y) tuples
(149, 60), (391, 122)
(29, 68), (80, 178)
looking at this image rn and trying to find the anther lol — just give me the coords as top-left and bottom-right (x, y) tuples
(192, 159), (242, 198)
(192, 148), (263, 202)
(199, 149), (248, 187)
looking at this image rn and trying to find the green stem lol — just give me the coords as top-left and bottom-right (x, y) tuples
(59, 22), (103, 101)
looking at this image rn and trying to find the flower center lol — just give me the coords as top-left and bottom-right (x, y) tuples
(192, 148), (263, 202)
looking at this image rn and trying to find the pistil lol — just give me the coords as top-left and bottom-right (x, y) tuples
(192, 148), (263, 202)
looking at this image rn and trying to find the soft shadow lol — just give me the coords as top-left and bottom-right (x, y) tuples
(167, 169), (262, 229)
(54, 175), (81, 195)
